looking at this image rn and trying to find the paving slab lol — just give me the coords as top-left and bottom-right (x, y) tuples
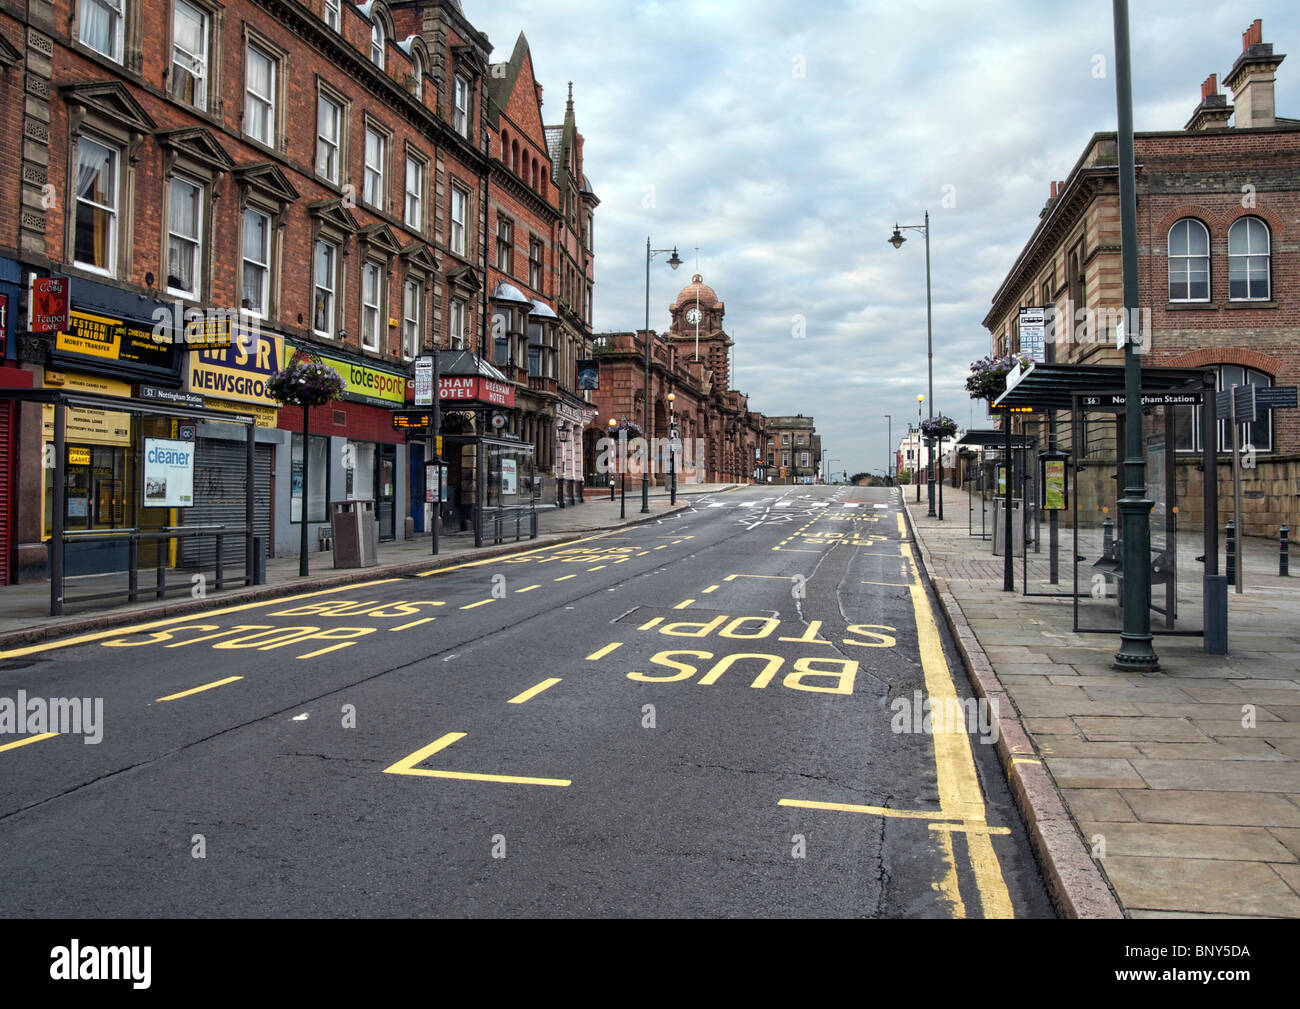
(1099, 856), (1300, 916)
(1079, 821), (1296, 862)
(1122, 789), (1300, 827)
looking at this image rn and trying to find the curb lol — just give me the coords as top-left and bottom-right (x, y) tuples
(899, 494), (1125, 920)
(0, 502), (689, 652)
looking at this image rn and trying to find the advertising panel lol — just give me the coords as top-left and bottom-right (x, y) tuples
(143, 438), (195, 507)
(188, 330), (284, 406)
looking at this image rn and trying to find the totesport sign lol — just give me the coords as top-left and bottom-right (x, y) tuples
(285, 345), (406, 407)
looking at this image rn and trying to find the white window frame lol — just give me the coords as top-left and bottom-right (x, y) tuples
(361, 261), (383, 352)
(313, 239), (338, 339)
(449, 298), (466, 350)
(364, 125), (387, 211)
(1168, 218), (1210, 303)
(528, 236), (543, 291)
(454, 75), (469, 137)
(244, 42), (276, 147)
(73, 135), (120, 276)
(322, 0), (340, 31)
(402, 278), (421, 360)
(166, 173), (204, 299)
(412, 54), (424, 101)
(316, 91), (343, 185)
(450, 186), (467, 256)
(1228, 217), (1271, 302)
(241, 207), (271, 318)
(170, 0), (209, 111)
(370, 19), (385, 69)
(496, 214), (513, 273)
(404, 155), (424, 231)
(80, 0), (125, 63)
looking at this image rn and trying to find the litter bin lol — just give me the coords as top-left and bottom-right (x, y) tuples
(331, 500), (378, 568)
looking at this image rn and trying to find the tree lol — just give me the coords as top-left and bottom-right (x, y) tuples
(849, 471), (870, 485)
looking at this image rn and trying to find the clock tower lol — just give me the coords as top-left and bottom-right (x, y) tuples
(668, 273), (732, 389)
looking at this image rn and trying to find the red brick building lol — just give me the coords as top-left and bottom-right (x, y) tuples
(0, 0), (591, 584)
(984, 19), (1300, 535)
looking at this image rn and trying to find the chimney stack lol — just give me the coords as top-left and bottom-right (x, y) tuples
(1224, 19), (1285, 128)
(1185, 72), (1234, 130)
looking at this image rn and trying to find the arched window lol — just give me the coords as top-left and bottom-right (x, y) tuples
(412, 53), (423, 100)
(1228, 217), (1270, 300)
(1168, 218), (1210, 302)
(531, 157), (539, 190)
(500, 129), (508, 160)
(370, 19), (385, 69)
(511, 139), (519, 177)
(1174, 364), (1273, 453)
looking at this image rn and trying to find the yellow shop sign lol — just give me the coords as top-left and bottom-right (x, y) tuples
(188, 330), (284, 407)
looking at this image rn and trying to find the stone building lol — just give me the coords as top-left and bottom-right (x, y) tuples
(765, 415), (819, 484)
(983, 18), (1299, 536)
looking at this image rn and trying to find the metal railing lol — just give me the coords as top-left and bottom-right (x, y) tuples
(483, 505), (538, 545)
(54, 525), (257, 614)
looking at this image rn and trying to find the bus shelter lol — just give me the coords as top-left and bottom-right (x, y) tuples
(994, 363), (1222, 649)
(955, 429), (1033, 541)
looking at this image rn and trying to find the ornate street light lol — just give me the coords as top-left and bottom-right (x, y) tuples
(891, 213), (936, 517)
(643, 239), (682, 513)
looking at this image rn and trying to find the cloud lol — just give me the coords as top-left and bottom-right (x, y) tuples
(467, 0), (1300, 472)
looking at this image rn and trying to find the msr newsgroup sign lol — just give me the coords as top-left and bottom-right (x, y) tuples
(187, 331), (284, 408)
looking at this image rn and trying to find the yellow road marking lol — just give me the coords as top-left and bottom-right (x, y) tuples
(778, 798), (978, 821)
(460, 599), (494, 610)
(933, 827), (967, 919)
(928, 823), (1012, 836)
(674, 599), (695, 609)
(860, 579), (912, 587)
(0, 732), (58, 753)
(508, 677), (562, 704)
(389, 617), (436, 631)
(724, 574), (789, 581)
(702, 585), (719, 594)
(414, 530), (620, 576)
(555, 574), (577, 581)
(654, 545), (668, 550)
(297, 642), (358, 659)
(636, 551), (650, 557)
(157, 675), (243, 701)
(515, 585), (541, 593)
(637, 617), (663, 630)
(383, 731), (569, 787)
(586, 642), (623, 660)
(903, 541), (1014, 918)
(0, 579), (402, 659)
(588, 565), (607, 571)
(897, 513), (906, 536)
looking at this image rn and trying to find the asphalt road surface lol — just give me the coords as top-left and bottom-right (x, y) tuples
(0, 484), (1053, 918)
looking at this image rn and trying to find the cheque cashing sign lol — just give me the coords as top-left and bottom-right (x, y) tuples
(187, 330), (284, 407)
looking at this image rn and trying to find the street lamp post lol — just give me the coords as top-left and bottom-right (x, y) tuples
(608, 417), (627, 519)
(916, 395), (924, 503)
(891, 214), (935, 516)
(643, 238), (682, 513)
(884, 414), (892, 486)
(667, 392), (678, 505)
(1112, 0), (1158, 671)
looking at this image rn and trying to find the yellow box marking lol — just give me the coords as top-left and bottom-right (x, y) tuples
(586, 642), (623, 660)
(508, 677), (562, 704)
(460, 599), (494, 610)
(389, 617), (436, 631)
(383, 731), (570, 787)
(0, 732), (58, 753)
(157, 675), (243, 702)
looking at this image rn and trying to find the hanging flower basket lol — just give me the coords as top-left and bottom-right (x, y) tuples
(920, 415), (958, 440)
(266, 358), (346, 408)
(965, 354), (1029, 403)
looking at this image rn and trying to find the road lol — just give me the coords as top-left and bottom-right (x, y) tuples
(0, 484), (1053, 918)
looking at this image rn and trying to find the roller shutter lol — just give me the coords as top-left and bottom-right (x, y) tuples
(181, 439), (273, 572)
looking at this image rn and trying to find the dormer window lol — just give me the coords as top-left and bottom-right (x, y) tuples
(370, 19), (385, 69)
(412, 53), (423, 100)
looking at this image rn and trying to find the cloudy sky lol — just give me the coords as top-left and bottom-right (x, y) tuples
(468, 0), (1300, 478)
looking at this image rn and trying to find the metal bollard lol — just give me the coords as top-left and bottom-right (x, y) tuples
(1281, 524), (1290, 577)
(610, 480), (616, 501)
(1101, 516), (1114, 555)
(1226, 520), (1236, 586)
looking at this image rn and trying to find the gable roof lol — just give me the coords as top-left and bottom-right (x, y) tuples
(156, 127), (235, 171)
(233, 162), (300, 202)
(59, 80), (157, 134)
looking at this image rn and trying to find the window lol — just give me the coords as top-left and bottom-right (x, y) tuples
(529, 237), (543, 291)
(241, 208), (270, 317)
(404, 156), (423, 230)
(401, 279), (421, 359)
(1228, 217), (1271, 301)
(585, 283), (593, 325)
(74, 136), (119, 274)
(454, 75), (469, 137)
(245, 43), (276, 146)
(496, 215), (513, 273)
(364, 126), (386, 210)
(782, 434), (790, 446)
(171, 1), (209, 110)
(1168, 218), (1210, 302)
(167, 175), (203, 297)
(80, 0), (124, 62)
(1174, 365), (1273, 454)
(450, 186), (466, 256)
(412, 54), (424, 101)
(796, 433), (806, 445)
(322, 0), (340, 31)
(362, 262), (382, 351)
(370, 18), (385, 69)
(449, 298), (466, 350)
(313, 240), (337, 338)
(316, 93), (342, 184)
(291, 433), (328, 524)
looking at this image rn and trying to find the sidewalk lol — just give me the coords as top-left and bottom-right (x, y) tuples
(905, 485), (1300, 918)
(0, 483), (738, 648)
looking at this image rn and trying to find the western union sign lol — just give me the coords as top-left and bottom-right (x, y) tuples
(187, 329), (284, 407)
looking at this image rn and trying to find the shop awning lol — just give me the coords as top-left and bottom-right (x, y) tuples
(955, 429), (1034, 448)
(993, 362), (1211, 412)
(436, 350), (509, 383)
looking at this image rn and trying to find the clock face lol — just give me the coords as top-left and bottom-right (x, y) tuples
(685, 308), (701, 325)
